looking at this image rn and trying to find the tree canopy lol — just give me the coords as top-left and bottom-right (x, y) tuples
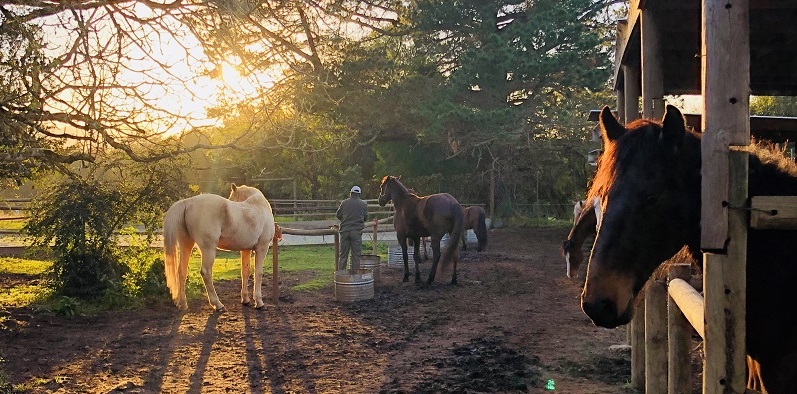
(2, 0), (616, 212)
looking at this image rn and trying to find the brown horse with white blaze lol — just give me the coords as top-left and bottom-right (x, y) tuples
(378, 176), (464, 285)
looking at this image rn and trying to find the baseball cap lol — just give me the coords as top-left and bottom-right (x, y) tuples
(350, 186), (361, 193)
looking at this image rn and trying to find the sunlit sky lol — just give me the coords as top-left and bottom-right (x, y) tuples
(39, 4), (273, 136)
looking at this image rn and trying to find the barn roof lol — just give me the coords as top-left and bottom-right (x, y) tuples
(614, 0), (797, 96)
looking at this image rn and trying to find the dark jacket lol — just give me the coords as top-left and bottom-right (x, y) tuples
(336, 194), (368, 232)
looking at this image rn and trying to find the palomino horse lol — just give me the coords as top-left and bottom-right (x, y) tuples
(581, 105), (797, 392)
(378, 176), (464, 285)
(163, 184), (276, 312)
(461, 205), (488, 251)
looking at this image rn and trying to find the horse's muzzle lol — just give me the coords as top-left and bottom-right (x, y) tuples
(581, 297), (632, 328)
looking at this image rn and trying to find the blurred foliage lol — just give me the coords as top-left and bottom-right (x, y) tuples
(751, 96), (797, 116)
(23, 158), (189, 300)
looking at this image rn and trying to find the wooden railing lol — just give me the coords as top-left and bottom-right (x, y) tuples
(642, 197), (797, 392)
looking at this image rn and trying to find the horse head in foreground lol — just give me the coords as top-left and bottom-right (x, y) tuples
(163, 184), (276, 312)
(581, 105), (797, 391)
(378, 175), (464, 285)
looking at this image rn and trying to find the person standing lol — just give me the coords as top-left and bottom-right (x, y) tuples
(336, 185), (368, 271)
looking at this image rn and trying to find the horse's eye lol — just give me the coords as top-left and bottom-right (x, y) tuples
(646, 194), (659, 203)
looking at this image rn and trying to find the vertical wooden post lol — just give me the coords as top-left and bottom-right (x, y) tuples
(616, 89), (626, 124)
(641, 5), (664, 119)
(372, 218), (378, 255)
(701, 0), (751, 249)
(272, 237), (279, 305)
(292, 178), (298, 222)
(489, 163), (495, 227)
(626, 57), (643, 391)
(645, 280), (668, 393)
(631, 301), (646, 390)
(623, 64), (641, 123)
(668, 264), (692, 393)
(701, 0), (749, 392)
(334, 231), (340, 271)
(703, 151), (748, 393)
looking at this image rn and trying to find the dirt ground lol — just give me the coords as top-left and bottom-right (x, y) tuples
(0, 226), (635, 394)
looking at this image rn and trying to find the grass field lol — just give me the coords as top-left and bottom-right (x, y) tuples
(0, 242), (389, 310)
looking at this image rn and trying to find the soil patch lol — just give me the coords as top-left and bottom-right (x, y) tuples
(0, 226), (635, 393)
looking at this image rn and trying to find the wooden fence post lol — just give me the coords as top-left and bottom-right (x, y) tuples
(631, 299), (646, 389)
(668, 263), (692, 393)
(334, 231), (340, 271)
(373, 218), (378, 255)
(272, 237), (279, 305)
(645, 279), (668, 393)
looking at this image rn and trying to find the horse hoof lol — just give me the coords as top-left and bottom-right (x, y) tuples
(215, 306), (227, 313)
(241, 300), (251, 306)
(402, 275), (410, 282)
(451, 279), (458, 285)
(254, 303), (265, 309)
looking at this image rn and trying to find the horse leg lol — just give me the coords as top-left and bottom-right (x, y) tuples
(461, 230), (467, 251)
(252, 243), (269, 309)
(176, 241), (193, 310)
(399, 238), (410, 282)
(426, 236), (442, 285)
(451, 243), (460, 285)
(240, 249), (252, 305)
(413, 238), (422, 284)
(198, 246), (225, 312)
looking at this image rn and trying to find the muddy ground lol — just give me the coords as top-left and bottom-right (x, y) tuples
(0, 226), (638, 393)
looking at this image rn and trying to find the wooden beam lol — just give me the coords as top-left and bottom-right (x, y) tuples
(645, 280), (668, 393)
(641, 4), (665, 119)
(750, 196), (797, 229)
(701, 0), (751, 250)
(668, 277), (705, 339)
(668, 265), (695, 394)
(272, 237), (279, 305)
(624, 64), (641, 123)
(703, 150), (748, 393)
(631, 293), (646, 389)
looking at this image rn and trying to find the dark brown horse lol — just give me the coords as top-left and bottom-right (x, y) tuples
(378, 176), (464, 285)
(581, 105), (797, 392)
(561, 197), (598, 279)
(461, 205), (488, 252)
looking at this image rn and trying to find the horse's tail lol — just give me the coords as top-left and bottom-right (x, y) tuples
(443, 203), (465, 268)
(163, 200), (186, 304)
(475, 207), (488, 251)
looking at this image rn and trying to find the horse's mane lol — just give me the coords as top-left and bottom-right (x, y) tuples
(586, 117), (797, 203)
(382, 175), (412, 196)
(586, 119), (663, 203)
(742, 139), (797, 177)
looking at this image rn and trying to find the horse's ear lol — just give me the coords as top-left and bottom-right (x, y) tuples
(599, 106), (625, 143)
(661, 105), (687, 146)
(231, 183), (238, 192)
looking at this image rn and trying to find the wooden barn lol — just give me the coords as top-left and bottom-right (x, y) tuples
(608, 0), (797, 392)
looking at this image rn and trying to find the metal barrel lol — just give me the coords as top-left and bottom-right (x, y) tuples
(334, 269), (374, 302)
(359, 254), (381, 281)
(387, 245), (426, 269)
